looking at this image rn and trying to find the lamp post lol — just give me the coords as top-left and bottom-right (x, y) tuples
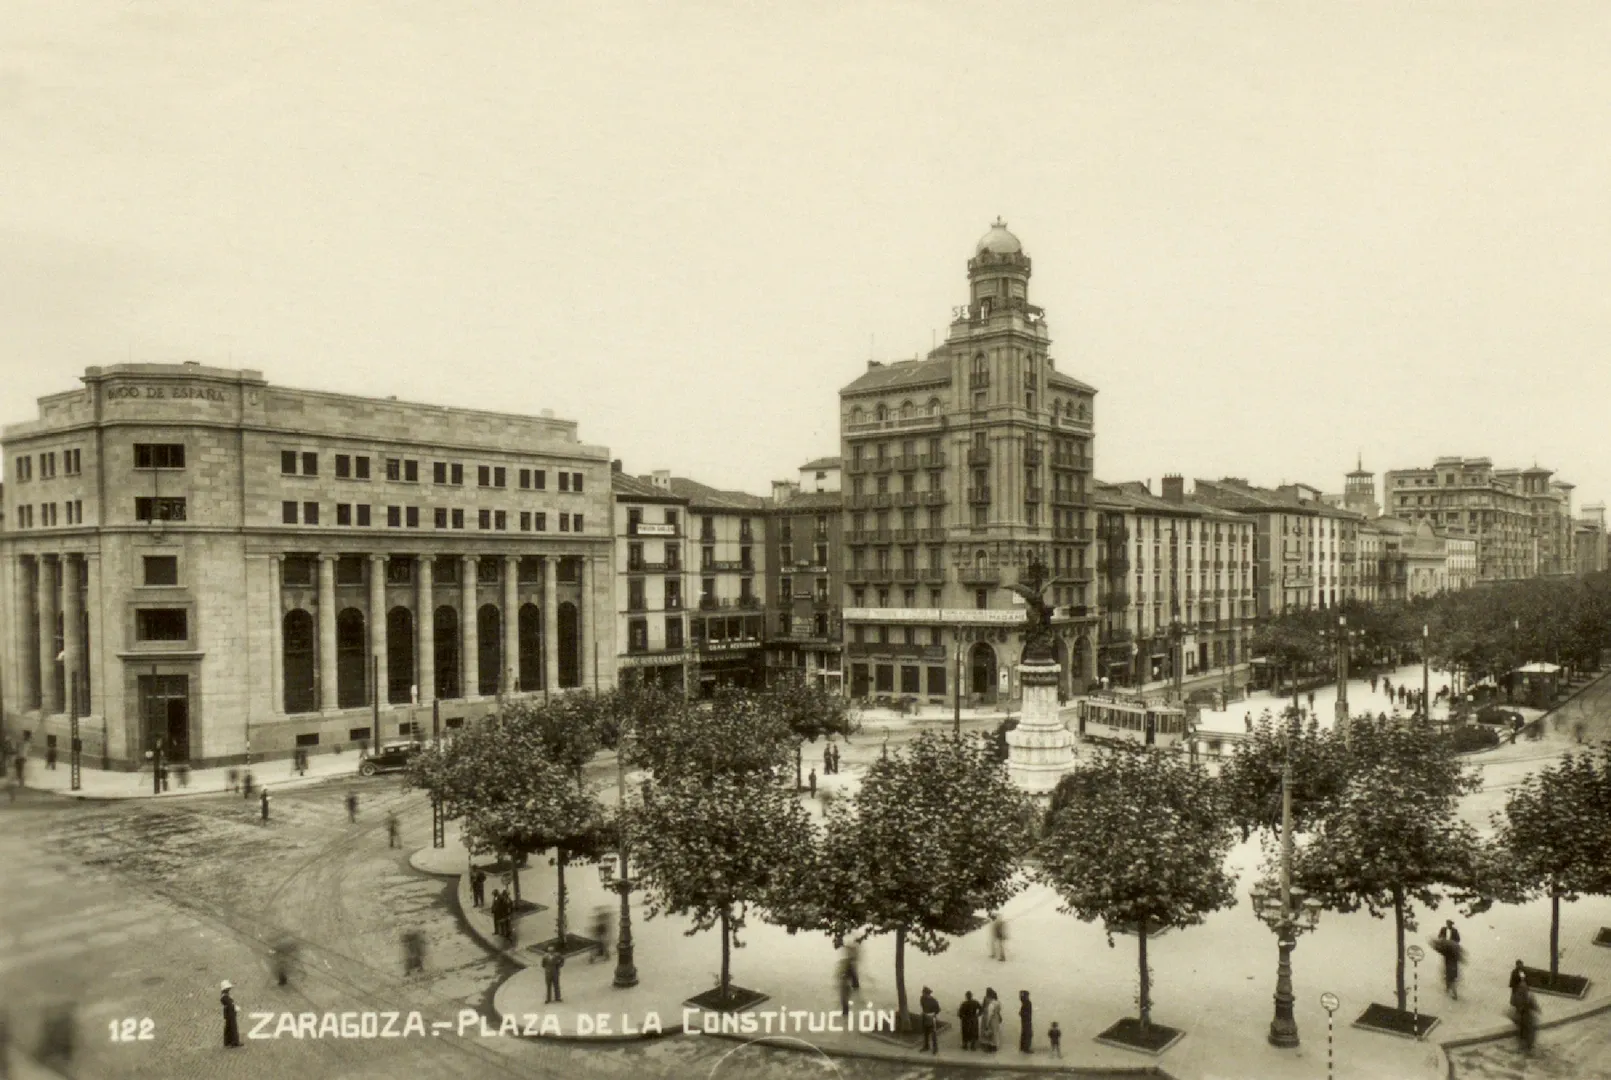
(953, 639), (962, 737)
(602, 726), (639, 989)
(1250, 724), (1324, 1047)
(1421, 624), (1430, 723)
(1169, 619), (1183, 703)
(1333, 615), (1350, 742)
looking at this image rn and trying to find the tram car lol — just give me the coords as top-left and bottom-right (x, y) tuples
(1075, 693), (1188, 748)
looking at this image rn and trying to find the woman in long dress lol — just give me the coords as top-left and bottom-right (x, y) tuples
(221, 982), (241, 1048)
(980, 988), (1001, 1052)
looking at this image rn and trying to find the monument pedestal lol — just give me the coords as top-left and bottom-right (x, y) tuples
(1006, 659), (1075, 794)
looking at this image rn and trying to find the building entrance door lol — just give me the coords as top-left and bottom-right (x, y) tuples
(140, 674), (191, 762)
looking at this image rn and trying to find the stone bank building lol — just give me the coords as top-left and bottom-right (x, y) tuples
(1, 363), (613, 769)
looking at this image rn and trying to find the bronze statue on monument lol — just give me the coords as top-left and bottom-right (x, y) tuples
(1005, 556), (1058, 664)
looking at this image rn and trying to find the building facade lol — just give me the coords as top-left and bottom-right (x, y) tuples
(1383, 458), (1551, 581)
(1444, 531), (1478, 591)
(1, 363), (614, 769)
(1092, 477), (1256, 691)
(676, 478), (769, 693)
(838, 221), (1099, 705)
(1575, 502), (1608, 576)
(612, 469), (691, 693)
(1192, 478), (1364, 616)
(763, 477), (843, 693)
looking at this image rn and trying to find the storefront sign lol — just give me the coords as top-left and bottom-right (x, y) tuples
(634, 523), (677, 536)
(843, 607), (1029, 626)
(106, 384), (229, 403)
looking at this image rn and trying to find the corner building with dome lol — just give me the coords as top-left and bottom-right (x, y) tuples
(838, 221), (1098, 706)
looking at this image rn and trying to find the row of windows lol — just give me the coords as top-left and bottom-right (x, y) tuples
(625, 616), (685, 653)
(851, 623), (948, 647)
(13, 448), (83, 481)
(276, 553), (579, 588)
(11, 501), (86, 528)
(279, 502), (584, 533)
(282, 450), (585, 493)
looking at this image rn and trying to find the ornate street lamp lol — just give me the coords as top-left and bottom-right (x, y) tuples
(1250, 727), (1325, 1047)
(602, 728), (640, 989)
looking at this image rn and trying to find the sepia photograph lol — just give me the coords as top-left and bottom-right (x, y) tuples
(3, 3), (1610, 1079)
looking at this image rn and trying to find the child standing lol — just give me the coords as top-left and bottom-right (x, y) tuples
(1047, 1021), (1062, 1058)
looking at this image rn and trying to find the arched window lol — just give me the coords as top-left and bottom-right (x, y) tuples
(518, 603), (543, 691)
(336, 608), (367, 708)
(875, 403), (888, 422)
(283, 609), (316, 714)
(971, 353), (987, 377)
(927, 397), (941, 416)
(969, 641), (998, 697)
(557, 602), (581, 689)
(850, 406), (864, 426)
(974, 549), (987, 569)
(387, 607), (414, 703)
(477, 603), (502, 696)
(900, 400), (914, 419)
(434, 606), (460, 699)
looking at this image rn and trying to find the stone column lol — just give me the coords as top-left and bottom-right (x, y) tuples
(417, 557), (435, 704)
(269, 556), (284, 713)
(1005, 658), (1075, 795)
(579, 556), (591, 688)
(543, 557), (559, 691)
(370, 554), (388, 707)
(318, 554), (338, 712)
(62, 555), (82, 715)
(12, 556), (37, 712)
(502, 555), (519, 693)
(84, 553), (103, 717)
(38, 554), (60, 716)
(461, 555), (478, 698)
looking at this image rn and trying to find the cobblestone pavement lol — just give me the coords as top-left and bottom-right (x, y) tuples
(1448, 1017), (1611, 1080)
(0, 780), (1129, 1080)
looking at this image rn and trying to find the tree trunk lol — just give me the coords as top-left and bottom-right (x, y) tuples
(1393, 887), (1407, 1012)
(720, 907), (732, 1001)
(795, 742), (803, 791)
(508, 846), (523, 903)
(1550, 887), (1561, 976)
(555, 849), (568, 943)
(894, 926), (910, 1031)
(1138, 916), (1152, 1030)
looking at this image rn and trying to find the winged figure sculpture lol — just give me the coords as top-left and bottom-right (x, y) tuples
(1006, 557), (1058, 663)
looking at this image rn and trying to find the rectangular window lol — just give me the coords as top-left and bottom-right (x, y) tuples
(337, 503), (352, 526)
(388, 506), (402, 527)
(534, 512), (547, 531)
(478, 509), (491, 529)
(433, 461), (447, 484)
(666, 579), (682, 609)
(282, 501), (298, 524)
(452, 508), (464, 529)
(494, 510), (507, 531)
(572, 472), (584, 492)
(302, 452), (318, 476)
(355, 456), (370, 479)
(434, 507), (448, 529)
(665, 616), (683, 649)
(628, 578), (646, 611)
(520, 511), (531, 531)
(142, 556), (179, 586)
(386, 558), (412, 584)
(134, 443), (186, 470)
(135, 608), (188, 642)
(406, 506), (420, 528)
(387, 458), (402, 481)
(282, 556), (314, 586)
(356, 504), (371, 527)
(405, 460), (418, 482)
(559, 472), (570, 492)
(478, 465), (491, 487)
(335, 556), (364, 585)
(628, 619), (649, 653)
(303, 501), (319, 525)
(559, 513), (570, 532)
(336, 455), (351, 478)
(519, 468), (531, 489)
(494, 467), (506, 488)
(448, 463), (462, 485)
(281, 450), (297, 474)
(573, 513), (583, 532)
(533, 469), (546, 490)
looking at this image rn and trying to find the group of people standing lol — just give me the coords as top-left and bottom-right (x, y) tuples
(920, 986), (1055, 1057)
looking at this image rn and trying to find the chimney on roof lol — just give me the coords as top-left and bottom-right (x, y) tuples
(867, 360), (883, 370)
(1161, 475), (1185, 504)
(771, 480), (799, 504)
(611, 459), (622, 473)
(651, 470), (671, 490)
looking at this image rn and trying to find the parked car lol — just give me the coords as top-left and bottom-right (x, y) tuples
(359, 742), (420, 776)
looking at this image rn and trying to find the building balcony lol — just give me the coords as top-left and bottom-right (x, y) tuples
(869, 457), (893, 473)
(1024, 486), (1043, 503)
(1064, 567), (1094, 583)
(895, 491), (922, 508)
(846, 568), (894, 585)
(698, 596), (720, 611)
(1051, 414), (1094, 435)
(968, 372), (990, 390)
(1051, 452), (1090, 470)
(894, 455), (922, 471)
(845, 457), (870, 475)
(1050, 490), (1084, 507)
(1024, 448), (1043, 466)
(847, 529), (891, 544)
(967, 486), (991, 505)
(848, 493), (894, 510)
(920, 491), (946, 507)
(737, 596), (761, 610)
(960, 567), (1000, 586)
(844, 413), (948, 435)
(919, 452), (946, 469)
(918, 527), (946, 542)
(1054, 526), (1094, 542)
(847, 642), (949, 662)
(967, 447), (991, 467)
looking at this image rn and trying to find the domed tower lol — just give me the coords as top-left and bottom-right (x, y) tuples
(967, 218), (1033, 318)
(1344, 455), (1379, 519)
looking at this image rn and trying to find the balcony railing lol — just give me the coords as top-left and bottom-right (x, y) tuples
(1050, 489), (1084, 506)
(846, 457), (869, 475)
(847, 642), (949, 662)
(894, 455), (921, 471)
(920, 491), (946, 506)
(1024, 486), (1043, 503)
(844, 413), (947, 435)
(847, 493), (894, 510)
(1024, 448), (1043, 466)
(919, 527), (946, 541)
(967, 486), (991, 505)
(1064, 567), (1094, 583)
(967, 447), (991, 467)
(846, 568), (894, 585)
(895, 491), (921, 507)
(968, 372), (990, 389)
(960, 567), (1000, 586)
(919, 452), (947, 469)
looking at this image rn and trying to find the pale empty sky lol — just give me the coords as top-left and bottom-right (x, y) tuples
(3, 2), (1609, 510)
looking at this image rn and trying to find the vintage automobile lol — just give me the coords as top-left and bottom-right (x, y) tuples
(358, 742), (421, 776)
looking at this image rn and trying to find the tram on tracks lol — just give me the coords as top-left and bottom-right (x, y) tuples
(1075, 692), (1189, 749)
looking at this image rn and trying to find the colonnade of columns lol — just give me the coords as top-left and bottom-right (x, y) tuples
(276, 551), (596, 714)
(12, 552), (92, 718)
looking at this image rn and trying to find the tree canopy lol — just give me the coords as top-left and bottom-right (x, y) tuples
(626, 684), (797, 782)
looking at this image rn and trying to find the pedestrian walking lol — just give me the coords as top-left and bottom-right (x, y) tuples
(1433, 928), (1463, 999)
(1370, 676), (1378, 694)
(242, 770), (255, 800)
(843, 939), (861, 989)
(220, 982), (242, 1048)
(957, 990), (981, 1050)
(346, 790), (359, 823)
(227, 767), (240, 794)
(259, 788), (270, 824)
(402, 930), (425, 975)
(590, 904), (612, 962)
(491, 889), (510, 940)
(808, 768), (817, 798)
(272, 938), (298, 987)
(824, 743), (833, 776)
(980, 988), (1001, 1053)
(12, 752), (24, 785)
(832, 743), (841, 774)
(837, 957), (853, 1017)
(541, 948), (564, 1004)
(386, 810), (400, 848)
(1509, 959), (1527, 991)
(1306, 691), (1315, 710)
(46, 744), (57, 771)
(1047, 1020), (1062, 1058)
(1511, 973), (1539, 1052)
(470, 868), (485, 908)
(990, 914), (1008, 961)
(1018, 991), (1033, 1053)
(918, 987), (940, 1054)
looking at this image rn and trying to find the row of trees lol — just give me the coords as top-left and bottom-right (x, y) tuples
(1250, 571), (1611, 693)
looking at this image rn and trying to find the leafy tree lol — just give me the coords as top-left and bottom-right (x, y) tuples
(627, 684), (796, 782)
(1037, 745), (1237, 1032)
(1492, 746), (1611, 975)
(1291, 714), (1486, 1011)
(1217, 708), (1346, 842)
(814, 732), (1036, 1028)
(1250, 618), (1325, 694)
(626, 772), (817, 1003)
(764, 673), (856, 789)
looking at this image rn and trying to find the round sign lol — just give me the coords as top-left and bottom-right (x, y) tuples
(1319, 992), (1339, 1013)
(1406, 944), (1425, 963)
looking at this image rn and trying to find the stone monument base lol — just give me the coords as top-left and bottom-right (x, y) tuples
(1006, 659), (1075, 794)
